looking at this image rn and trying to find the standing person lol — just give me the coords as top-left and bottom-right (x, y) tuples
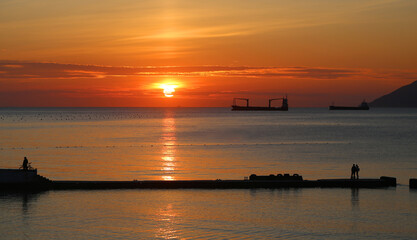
(355, 164), (360, 179)
(22, 157), (28, 170)
(351, 164), (356, 179)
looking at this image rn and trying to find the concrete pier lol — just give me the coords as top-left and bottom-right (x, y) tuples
(410, 178), (417, 189)
(48, 178), (394, 190)
(0, 169), (50, 184)
(1, 178), (396, 191)
(0, 170), (397, 191)
(0, 169), (51, 191)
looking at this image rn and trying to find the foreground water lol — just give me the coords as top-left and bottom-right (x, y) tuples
(1, 187), (416, 239)
(1, 108), (417, 239)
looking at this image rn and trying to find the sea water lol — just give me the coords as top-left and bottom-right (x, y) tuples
(1, 108), (417, 239)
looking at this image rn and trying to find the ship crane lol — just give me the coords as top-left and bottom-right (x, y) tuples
(233, 98), (249, 107)
(231, 96), (288, 111)
(269, 98), (284, 108)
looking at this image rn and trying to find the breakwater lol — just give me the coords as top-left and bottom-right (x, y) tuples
(1, 178), (397, 191)
(50, 177), (396, 190)
(0, 169), (398, 191)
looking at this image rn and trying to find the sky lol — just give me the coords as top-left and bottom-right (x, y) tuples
(1, 0), (417, 107)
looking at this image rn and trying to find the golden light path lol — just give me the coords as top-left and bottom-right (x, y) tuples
(155, 203), (179, 239)
(161, 111), (177, 180)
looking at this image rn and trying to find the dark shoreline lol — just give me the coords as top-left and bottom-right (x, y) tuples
(1, 177), (397, 191)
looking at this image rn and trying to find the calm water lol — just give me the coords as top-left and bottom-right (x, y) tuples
(1, 108), (417, 239)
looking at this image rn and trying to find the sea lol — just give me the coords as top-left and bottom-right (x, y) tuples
(1, 107), (416, 239)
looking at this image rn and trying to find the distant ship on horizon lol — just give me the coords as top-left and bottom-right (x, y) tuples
(231, 97), (288, 111)
(329, 100), (370, 110)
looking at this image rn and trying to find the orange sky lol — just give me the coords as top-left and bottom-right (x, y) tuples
(1, 0), (417, 107)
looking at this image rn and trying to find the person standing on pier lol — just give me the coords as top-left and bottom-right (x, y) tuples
(355, 164), (360, 179)
(351, 164), (356, 179)
(22, 157), (28, 171)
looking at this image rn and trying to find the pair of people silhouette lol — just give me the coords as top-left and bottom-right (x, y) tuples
(351, 164), (360, 179)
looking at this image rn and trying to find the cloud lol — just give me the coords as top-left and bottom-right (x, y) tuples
(1, 60), (417, 107)
(1, 64), (23, 68)
(1, 60), (402, 81)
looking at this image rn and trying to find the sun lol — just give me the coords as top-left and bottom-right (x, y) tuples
(162, 84), (176, 97)
(153, 82), (181, 98)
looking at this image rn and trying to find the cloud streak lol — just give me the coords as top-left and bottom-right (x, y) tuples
(1, 61), (416, 107)
(3, 61), (414, 81)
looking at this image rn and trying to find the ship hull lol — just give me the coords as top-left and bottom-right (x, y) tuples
(231, 105), (288, 111)
(329, 106), (369, 110)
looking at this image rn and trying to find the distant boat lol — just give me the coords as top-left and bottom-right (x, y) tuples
(329, 101), (370, 110)
(231, 97), (288, 111)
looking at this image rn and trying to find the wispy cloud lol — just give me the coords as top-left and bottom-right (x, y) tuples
(1, 60), (416, 107)
(1, 61), (416, 81)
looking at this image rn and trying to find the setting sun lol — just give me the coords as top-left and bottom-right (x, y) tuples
(161, 84), (177, 97)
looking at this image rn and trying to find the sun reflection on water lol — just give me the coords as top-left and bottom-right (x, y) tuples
(155, 203), (179, 239)
(161, 112), (176, 180)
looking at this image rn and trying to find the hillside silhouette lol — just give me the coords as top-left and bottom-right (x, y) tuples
(370, 80), (417, 107)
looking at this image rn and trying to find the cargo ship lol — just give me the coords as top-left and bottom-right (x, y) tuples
(231, 97), (288, 111)
(329, 101), (369, 110)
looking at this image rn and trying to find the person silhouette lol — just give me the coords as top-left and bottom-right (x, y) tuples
(355, 164), (360, 179)
(22, 157), (28, 171)
(351, 164), (356, 179)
